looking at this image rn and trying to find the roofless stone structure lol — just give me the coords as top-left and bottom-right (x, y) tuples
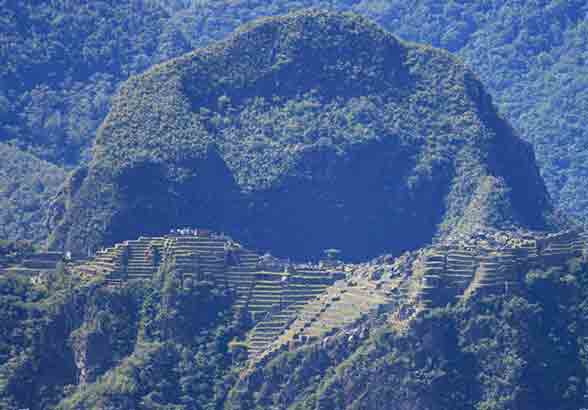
(419, 229), (588, 307)
(77, 230), (346, 353)
(72, 228), (588, 363)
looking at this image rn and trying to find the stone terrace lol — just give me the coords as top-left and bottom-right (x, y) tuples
(76, 231), (347, 359)
(73, 228), (588, 364)
(420, 229), (588, 307)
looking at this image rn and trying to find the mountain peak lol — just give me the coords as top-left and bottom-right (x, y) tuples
(48, 10), (554, 260)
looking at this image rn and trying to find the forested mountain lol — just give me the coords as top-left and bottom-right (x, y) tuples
(2, 6), (588, 410)
(3, 251), (588, 410)
(0, 0), (190, 163)
(2, 0), (587, 244)
(0, 143), (65, 244)
(133, 0), (588, 221)
(363, 0), (588, 222)
(0, 0), (195, 243)
(47, 11), (555, 259)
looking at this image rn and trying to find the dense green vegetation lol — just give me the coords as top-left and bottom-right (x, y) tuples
(0, 0), (191, 163)
(227, 259), (588, 410)
(360, 0), (588, 222)
(156, 0), (588, 221)
(0, 0), (193, 244)
(0, 266), (92, 410)
(2, 0), (587, 242)
(1, 3), (588, 408)
(0, 259), (244, 410)
(4, 249), (588, 409)
(48, 10), (554, 260)
(0, 239), (35, 257)
(0, 143), (65, 244)
(0, 4), (588, 410)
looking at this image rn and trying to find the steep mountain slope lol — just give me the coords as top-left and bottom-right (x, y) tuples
(48, 10), (554, 260)
(0, 0), (192, 164)
(0, 0), (196, 245)
(356, 0), (588, 222)
(0, 266), (240, 410)
(0, 143), (65, 243)
(3, 230), (588, 410)
(124, 0), (588, 222)
(227, 277), (588, 410)
(3, 1), (588, 244)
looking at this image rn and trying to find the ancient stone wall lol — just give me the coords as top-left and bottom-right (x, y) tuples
(420, 229), (587, 307)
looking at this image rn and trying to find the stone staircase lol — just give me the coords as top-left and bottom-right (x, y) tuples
(246, 272), (285, 317)
(462, 252), (512, 299)
(247, 277), (396, 362)
(94, 244), (126, 285)
(540, 233), (583, 265)
(75, 237), (164, 285)
(74, 244), (123, 284)
(420, 250), (445, 308)
(445, 249), (476, 294)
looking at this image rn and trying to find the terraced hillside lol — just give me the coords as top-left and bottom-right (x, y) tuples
(3, 227), (587, 410)
(244, 267), (352, 358)
(242, 229), (588, 366)
(59, 228), (588, 366)
(0, 251), (64, 277)
(420, 229), (588, 306)
(77, 231), (345, 350)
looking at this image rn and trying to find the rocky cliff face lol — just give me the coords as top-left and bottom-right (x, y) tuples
(48, 10), (554, 260)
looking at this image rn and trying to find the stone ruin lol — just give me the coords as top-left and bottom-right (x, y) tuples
(9, 227), (585, 365)
(77, 230), (347, 360)
(419, 229), (588, 308)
